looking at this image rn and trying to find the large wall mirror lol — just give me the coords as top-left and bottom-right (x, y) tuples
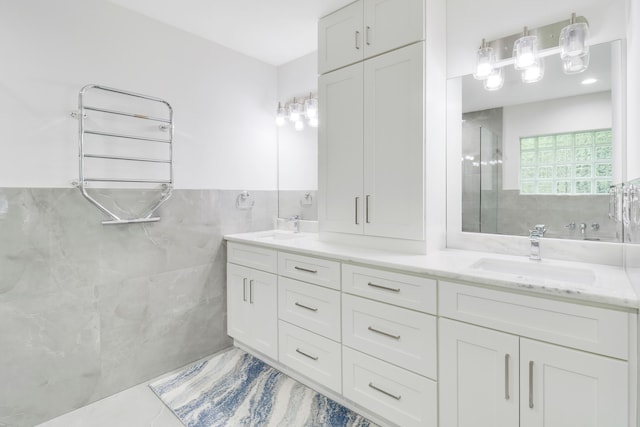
(458, 40), (623, 243)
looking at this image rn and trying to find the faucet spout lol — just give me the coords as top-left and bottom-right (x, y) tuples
(287, 215), (301, 233)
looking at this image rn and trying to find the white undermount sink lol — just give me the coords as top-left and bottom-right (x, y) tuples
(253, 230), (308, 241)
(470, 257), (596, 285)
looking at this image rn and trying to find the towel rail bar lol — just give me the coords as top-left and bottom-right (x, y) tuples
(76, 84), (174, 225)
(83, 105), (171, 123)
(83, 154), (171, 164)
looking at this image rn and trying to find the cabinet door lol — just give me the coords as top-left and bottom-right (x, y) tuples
(439, 319), (519, 427)
(318, 0), (364, 74)
(226, 263), (278, 360)
(520, 338), (628, 427)
(363, 0), (425, 59)
(363, 42), (424, 240)
(318, 62), (364, 234)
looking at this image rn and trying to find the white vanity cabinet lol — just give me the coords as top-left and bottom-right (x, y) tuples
(439, 282), (630, 427)
(342, 264), (438, 427)
(319, 41), (425, 240)
(226, 243), (278, 360)
(318, 0), (425, 74)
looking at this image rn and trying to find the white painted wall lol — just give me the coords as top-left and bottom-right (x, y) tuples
(446, 0), (627, 78)
(0, 0), (278, 190)
(502, 92), (612, 189)
(276, 52), (318, 191)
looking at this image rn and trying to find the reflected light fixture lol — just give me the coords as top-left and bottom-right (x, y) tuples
(275, 102), (286, 126)
(581, 77), (598, 85)
(276, 93), (318, 131)
(560, 13), (590, 74)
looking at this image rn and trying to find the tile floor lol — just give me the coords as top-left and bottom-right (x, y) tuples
(35, 381), (183, 427)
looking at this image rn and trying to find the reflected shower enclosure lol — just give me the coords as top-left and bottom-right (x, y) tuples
(461, 108), (502, 234)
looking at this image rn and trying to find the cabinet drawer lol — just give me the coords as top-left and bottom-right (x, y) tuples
(278, 252), (341, 290)
(342, 294), (436, 379)
(439, 281), (630, 359)
(278, 277), (341, 341)
(279, 321), (342, 394)
(342, 347), (437, 427)
(227, 242), (277, 273)
(342, 264), (436, 313)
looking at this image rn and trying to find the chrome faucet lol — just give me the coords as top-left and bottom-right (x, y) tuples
(529, 224), (546, 261)
(287, 215), (301, 233)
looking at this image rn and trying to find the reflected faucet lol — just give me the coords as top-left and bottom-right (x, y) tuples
(529, 224), (546, 261)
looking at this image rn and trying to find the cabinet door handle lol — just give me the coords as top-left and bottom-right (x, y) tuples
(249, 279), (254, 304)
(365, 195), (371, 223)
(365, 25), (371, 45)
(355, 30), (360, 49)
(368, 325), (400, 340)
(294, 266), (318, 274)
(355, 197), (360, 224)
(295, 348), (319, 361)
(367, 282), (401, 293)
(243, 278), (247, 302)
(529, 361), (534, 409)
(295, 302), (318, 312)
(368, 382), (401, 400)
(504, 354), (510, 400)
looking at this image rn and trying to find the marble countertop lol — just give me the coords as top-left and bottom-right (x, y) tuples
(225, 230), (639, 310)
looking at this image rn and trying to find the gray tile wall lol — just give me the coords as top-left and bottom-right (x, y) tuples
(0, 188), (277, 427)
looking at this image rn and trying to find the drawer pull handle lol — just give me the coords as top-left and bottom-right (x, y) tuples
(367, 282), (400, 292)
(294, 266), (318, 274)
(295, 348), (319, 361)
(368, 326), (400, 340)
(295, 302), (318, 312)
(529, 361), (534, 409)
(505, 354), (510, 400)
(368, 382), (401, 400)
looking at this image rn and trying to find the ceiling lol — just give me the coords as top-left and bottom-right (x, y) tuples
(107, 0), (353, 66)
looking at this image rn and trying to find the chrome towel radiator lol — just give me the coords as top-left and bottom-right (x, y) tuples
(74, 84), (174, 225)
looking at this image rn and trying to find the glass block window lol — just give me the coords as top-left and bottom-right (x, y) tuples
(519, 129), (612, 195)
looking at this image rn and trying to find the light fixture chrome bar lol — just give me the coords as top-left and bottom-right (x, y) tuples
(102, 217), (161, 225)
(84, 129), (171, 144)
(83, 153), (171, 164)
(83, 178), (172, 184)
(486, 16), (588, 63)
(83, 105), (171, 123)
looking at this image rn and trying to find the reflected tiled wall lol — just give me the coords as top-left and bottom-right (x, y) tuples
(277, 190), (317, 221)
(0, 188), (276, 427)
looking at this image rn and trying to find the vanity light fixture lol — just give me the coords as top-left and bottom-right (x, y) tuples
(559, 13), (590, 74)
(473, 39), (495, 80)
(276, 93), (319, 131)
(581, 77), (598, 85)
(513, 27), (539, 70)
(474, 13), (589, 91)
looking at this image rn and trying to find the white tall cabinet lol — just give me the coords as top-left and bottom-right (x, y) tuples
(319, 27), (425, 240)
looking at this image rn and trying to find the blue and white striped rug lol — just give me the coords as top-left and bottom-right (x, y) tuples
(149, 347), (376, 427)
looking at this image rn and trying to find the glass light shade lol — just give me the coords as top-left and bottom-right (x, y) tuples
(562, 51), (590, 74)
(308, 117), (319, 128)
(513, 35), (539, 70)
(522, 58), (544, 83)
(559, 22), (589, 58)
(483, 68), (503, 91)
(473, 46), (495, 80)
(294, 120), (304, 131)
(275, 102), (286, 126)
(304, 97), (318, 119)
(288, 102), (302, 122)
